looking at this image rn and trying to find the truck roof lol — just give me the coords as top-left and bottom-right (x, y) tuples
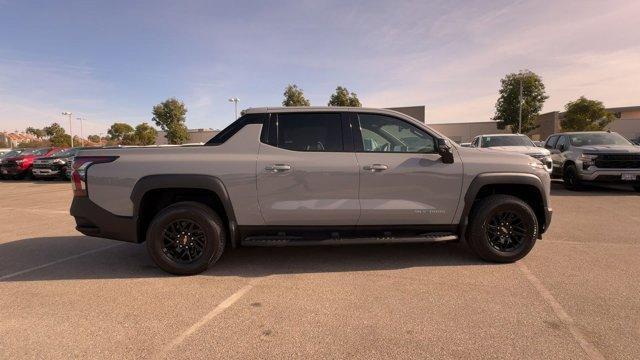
(478, 134), (528, 137)
(243, 106), (409, 118)
(243, 106), (450, 140)
(550, 131), (617, 136)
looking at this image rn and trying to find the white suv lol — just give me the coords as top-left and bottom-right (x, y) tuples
(471, 134), (553, 173)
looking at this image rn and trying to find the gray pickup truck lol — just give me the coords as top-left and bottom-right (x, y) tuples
(544, 131), (640, 191)
(70, 107), (552, 275)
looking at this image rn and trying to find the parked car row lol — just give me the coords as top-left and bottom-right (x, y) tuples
(464, 131), (640, 192)
(0, 147), (91, 180)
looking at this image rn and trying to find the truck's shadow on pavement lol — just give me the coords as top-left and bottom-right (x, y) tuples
(0, 236), (485, 281)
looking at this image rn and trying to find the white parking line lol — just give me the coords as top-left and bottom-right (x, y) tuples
(2, 207), (69, 215)
(545, 239), (640, 247)
(0, 243), (123, 281)
(161, 279), (260, 354)
(517, 262), (604, 360)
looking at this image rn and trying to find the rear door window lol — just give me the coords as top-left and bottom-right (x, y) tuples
(276, 113), (343, 152)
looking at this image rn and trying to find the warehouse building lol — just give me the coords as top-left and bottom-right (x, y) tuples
(392, 105), (640, 144)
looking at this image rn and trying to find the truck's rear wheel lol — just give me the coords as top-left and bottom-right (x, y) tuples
(146, 201), (226, 275)
(467, 195), (537, 263)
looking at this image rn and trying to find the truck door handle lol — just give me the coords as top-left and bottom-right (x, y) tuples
(363, 164), (388, 172)
(265, 164), (292, 173)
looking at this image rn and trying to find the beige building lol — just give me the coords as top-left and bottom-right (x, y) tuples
(386, 106), (426, 122)
(429, 121), (509, 143)
(530, 106), (640, 141)
(155, 128), (220, 145)
(393, 105), (640, 144)
(0, 132), (39, 147)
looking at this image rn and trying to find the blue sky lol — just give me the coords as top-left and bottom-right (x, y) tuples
(1, 0), (639, 136)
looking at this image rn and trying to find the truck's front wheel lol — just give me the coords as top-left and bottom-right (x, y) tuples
(467, 195), (537, 263)
(146, 201), (226, 275)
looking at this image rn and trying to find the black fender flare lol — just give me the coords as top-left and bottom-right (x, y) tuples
(457, 173), (549, 241)
(130, 174), (239, 246)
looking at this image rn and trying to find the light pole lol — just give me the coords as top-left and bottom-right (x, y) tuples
(62, 111), (73, 147)
(228, 97), (240, 120)
(518, 71), (524, 134)
(76, 118), (85, 146)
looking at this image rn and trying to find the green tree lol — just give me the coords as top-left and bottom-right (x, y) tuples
(18, 139), (50, 148)
(49, 133), (72, 147)
(492, 70), (549, 134)
(87, 134), (101, 143)
(561, 96), (616, 131)
(26, 127), (46, 139)
(107, 122), (134, 142)
(282, 84), (311, 106)
(120, 133), (139, 145)
(152, 98), (189, 144)
(43, 123), (66, 137)
(134, 123), (157, 145)
(328, 86), (362, 107)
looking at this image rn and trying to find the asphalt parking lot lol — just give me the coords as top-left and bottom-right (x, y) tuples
(0, 180), (639, 359)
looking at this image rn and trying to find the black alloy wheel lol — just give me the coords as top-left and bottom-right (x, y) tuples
(161, 219), (206, 264)
(485, 210), (527, 253)
(467, 194), (538, 263)
(146, 201), (226, 275)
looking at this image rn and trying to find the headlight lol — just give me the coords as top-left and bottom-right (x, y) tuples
(15, 159), (25, 164)
(579, 154), (598, 169)
(528, 160), (545, 170)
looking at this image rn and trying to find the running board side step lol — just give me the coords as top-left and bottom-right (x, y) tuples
(241, 232), (458, 247)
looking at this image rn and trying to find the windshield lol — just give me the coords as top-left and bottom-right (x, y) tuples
(568, 133), (633, 146)
(481, 135), (534, 148)
(2, 149), (25, 157)
(54, 148), (76, 158)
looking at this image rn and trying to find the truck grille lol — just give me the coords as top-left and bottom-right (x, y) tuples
(594, 154), (640, 169)
(33, 162), (50, 169)
(2, 160), (18, 168)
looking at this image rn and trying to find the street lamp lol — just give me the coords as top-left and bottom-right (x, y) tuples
(517, 70), (525, 134)
(62, 111), (73, 147)
(76, 118), (85, 146)
(228, 97), (240, 120)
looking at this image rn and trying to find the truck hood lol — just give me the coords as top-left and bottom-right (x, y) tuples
(3, 154), (36, 161)
(484, 146), (550, 156)
(576, 145), (640, 153)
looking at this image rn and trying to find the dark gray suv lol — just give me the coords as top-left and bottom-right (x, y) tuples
(544, 131), (640, 191)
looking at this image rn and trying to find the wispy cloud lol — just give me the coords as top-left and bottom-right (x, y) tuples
(0, 0), (639, 133)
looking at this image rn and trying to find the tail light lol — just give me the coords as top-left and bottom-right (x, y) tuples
(71, 156), (118, 197)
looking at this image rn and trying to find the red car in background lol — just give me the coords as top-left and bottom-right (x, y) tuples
(0, 147), (64, 179)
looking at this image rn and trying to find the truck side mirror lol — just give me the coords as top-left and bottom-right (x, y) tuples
(437, 138), (454, 164)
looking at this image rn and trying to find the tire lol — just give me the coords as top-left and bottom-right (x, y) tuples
(562, 164), (582, 191)
(467, 195), (538, 263)
(634, 185), (640, 193)
(146, 201), (226, 275)
(23, 168), (34, 180)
